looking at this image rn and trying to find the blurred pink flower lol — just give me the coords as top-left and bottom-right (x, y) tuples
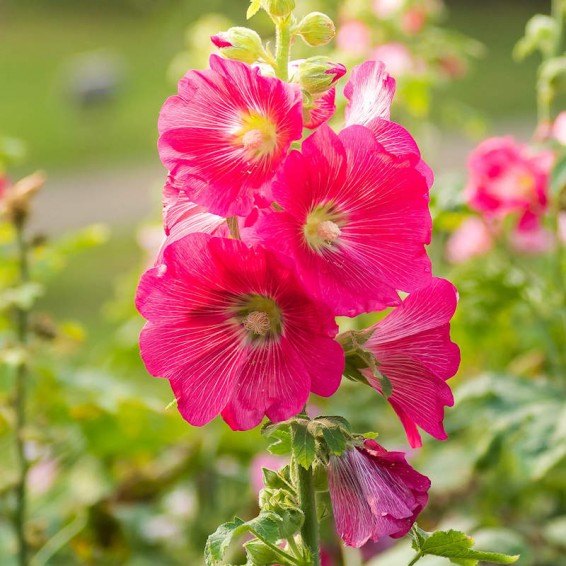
(336, 20), (372, 55)
(372, 43), (422, 76)
(27, 458), (58, 495)
(328, 439), (430, 547)
(136, 233), (344, 430)
(553, 111), (566, 146)
(362, 278), (460, 448)
(401, 7), (427, 35)
(446, 216), (494, 264)
(466, 136), (553, 223)
(560, 213), (566, 243)
(373, 0), (404, 18)
(510, 213), (554, 254)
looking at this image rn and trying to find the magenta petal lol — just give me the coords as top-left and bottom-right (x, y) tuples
(363, 278), (460, 447)
(221, 338), (311, 430)
(344, 60), (396, 126)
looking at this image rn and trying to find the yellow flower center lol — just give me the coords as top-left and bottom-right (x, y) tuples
(303, 204), (345, 252)
(235, 111), (277, 160)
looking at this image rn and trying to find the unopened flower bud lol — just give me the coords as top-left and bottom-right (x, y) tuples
(261, 0), (295, 19)
(296, 12), (336, 46)
(293, 57), (346, 96)
(0, 171), (46, 224)
(210, 27), (264, 65)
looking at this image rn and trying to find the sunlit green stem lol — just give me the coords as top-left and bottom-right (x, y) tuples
(275, 18), (292, 81)
(14, 216), (30, 566)
(294, 459), (320, 566)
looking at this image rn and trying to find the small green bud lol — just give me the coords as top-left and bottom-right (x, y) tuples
(210, 27), (264, 65)
(296, 12), (336, 47)
(261, 0), (295, 19)
(293, 56), (346, 96)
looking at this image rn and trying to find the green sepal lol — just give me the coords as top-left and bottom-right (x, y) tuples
(409, 526), (520, 566)
(244, 539), (284, 565)
(262, 421), (293, 456)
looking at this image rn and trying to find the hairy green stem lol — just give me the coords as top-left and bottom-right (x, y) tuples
(295, 459), (320, 566)
(275, 18), (292, 81)
(14, 217), (30, 566)
(407, 552), (423, 566)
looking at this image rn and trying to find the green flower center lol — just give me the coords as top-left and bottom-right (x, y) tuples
(303, 204), (345, 252)
(232, 294), (282, 342)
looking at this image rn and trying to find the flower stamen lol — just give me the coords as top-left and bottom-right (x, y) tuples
(243, 311), (271, 336)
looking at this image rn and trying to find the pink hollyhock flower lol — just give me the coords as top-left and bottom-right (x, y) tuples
(362, 278), (460, 448)
(248, 124), (432, 316)
(158, 55), (303, 216)
(344, 60), (433, 188)
(136, 233), (344, 430)
(446, 216), (494, 264)
(328, 439), (430, 547)
(336, 21), (372, 56)
(465, 136), (553, 221)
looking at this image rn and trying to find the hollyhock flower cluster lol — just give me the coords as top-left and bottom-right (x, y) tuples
(328, 439), (430, 547)
(136, 10), (460, 551)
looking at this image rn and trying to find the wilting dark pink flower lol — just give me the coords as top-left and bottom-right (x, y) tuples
(158, 55), (303, 216)
(328, 439), (430, 547)
(248, 123), (432, 316)
(362, 278), (460, 448)
(466, 136), (553, 222)
(136, 233), (344, 431)
(344, 60), (433, 187)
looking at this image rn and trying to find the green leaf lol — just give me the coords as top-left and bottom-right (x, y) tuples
(262, 423), (292, 456)
(247, 0), (261, 19)
(290, 420), (316, 469)
(244, 539), (282, 565)
(205, 517), (246, 565)
(320, 424), (347, 455)
(410, 528), (519, 565)
(205, 512), (283, 565)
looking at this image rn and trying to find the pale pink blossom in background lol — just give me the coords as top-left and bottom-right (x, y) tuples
(336, 20), (372, 55)
(559, 213), (566, 243)
(372, 43), (422, 76)
(510, 223), (554, 254)
(401, 7), (427, 35)
(373, 0), (404, 18)
(553, 111), (566, 145)
(27, 458), (58, 495)
(446, 216), (494, 264)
